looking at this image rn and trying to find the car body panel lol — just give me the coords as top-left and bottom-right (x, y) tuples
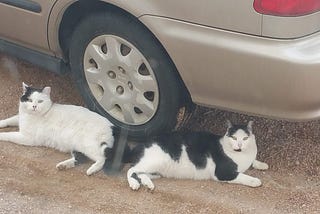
(123, 0), (262, 35)
(262, 12), (320, 38)
(48, 0), (262, 57)
(140, 15), (320, 120)
(0, 0), (56, 55)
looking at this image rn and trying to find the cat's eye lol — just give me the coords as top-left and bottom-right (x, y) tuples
(38, 100), (44, 103)
(243, 136), (249, 140)
(28, 99), (33, 102)
(231, 136), (237, 140)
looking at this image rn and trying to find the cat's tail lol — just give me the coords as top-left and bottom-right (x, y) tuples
(108, 126), (132, 163)
(102, 140), (132, 164)
(102, 128), (133, 174)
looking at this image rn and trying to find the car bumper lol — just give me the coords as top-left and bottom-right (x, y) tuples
(141, 15), (320, 121)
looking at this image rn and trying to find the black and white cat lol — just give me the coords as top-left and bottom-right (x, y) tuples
(127, 121), (268, 190)
(0, 83), (115, 175)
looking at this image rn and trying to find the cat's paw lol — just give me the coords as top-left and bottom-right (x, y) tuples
(56, 163), (67, 170)
(253, 160), (269, 171)
(56, 159), (76, 171)
(0, 121), (7, 128)
(247, 177), (262, 187)
(128, 178), (141, 191)
(86, 168), (96, 176)
(140, 175), (155, 190)
(145, 182), (155, 191)
(258, 162), (269, 170)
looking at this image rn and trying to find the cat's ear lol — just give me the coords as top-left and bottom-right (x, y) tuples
(22, 82), (28, 94)
(42, 87), (51, 96)
(247, 121), (253, 133)
(224, 120), (232, 136)
(226, 120), (232, 129)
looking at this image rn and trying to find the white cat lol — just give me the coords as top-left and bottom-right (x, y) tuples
(127, 121), (268, 190)
(0, 83), (115, 175)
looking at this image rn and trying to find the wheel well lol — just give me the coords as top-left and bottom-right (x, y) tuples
(59, 0), (128, 61)
(59, 0), (192, 106)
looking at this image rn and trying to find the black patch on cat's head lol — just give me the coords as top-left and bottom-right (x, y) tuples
(226, 121), (252, 136)
(20, 86), (42, 102)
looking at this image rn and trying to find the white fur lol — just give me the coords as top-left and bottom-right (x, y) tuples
(0, 83), (114, 175)
(127, 122), (268, 190)
(227, 173), (262, 187)
(128, 144), (215, 181)
(221, 129), (257, 173)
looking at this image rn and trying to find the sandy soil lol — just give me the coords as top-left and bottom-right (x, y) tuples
(0, 54), (319, 214)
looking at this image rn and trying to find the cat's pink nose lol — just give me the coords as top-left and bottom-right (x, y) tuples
(238, 143), (242, 148)
(33, 106), (36, 110)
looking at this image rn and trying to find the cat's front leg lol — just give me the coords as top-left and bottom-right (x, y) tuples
(227, 173), (262, 187)
(0, 115), (19, 128)
(127, 167), (155, 190)
(252, 160), (269, 170)
(0, 132), (33, 146)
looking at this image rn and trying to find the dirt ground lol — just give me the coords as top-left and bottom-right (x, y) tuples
(0, 54), (319, 214)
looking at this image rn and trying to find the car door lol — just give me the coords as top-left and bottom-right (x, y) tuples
(0, 0), (57, 54)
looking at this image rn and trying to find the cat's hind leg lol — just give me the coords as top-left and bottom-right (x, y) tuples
(56, 152), (77, 170)
(0, 115), (19, 128)
(227, 173), (262, 187)
(86, 157), (106, 176)
(78, 141), (109, 175)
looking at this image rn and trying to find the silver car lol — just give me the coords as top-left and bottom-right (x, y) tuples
(1, 0), (320, 138)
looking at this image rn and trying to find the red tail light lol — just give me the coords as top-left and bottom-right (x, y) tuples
(254, 0), (320, 16)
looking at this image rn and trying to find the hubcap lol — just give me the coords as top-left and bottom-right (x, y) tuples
(83, 35), (159, 125)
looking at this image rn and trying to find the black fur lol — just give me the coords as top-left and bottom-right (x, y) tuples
(153, 133), (183, 162)
(20, 86), (42, 102)
(103, 126), (132, 170)
(227, 124), (250, 136)
(129, 131), (239, 181)
(131, 173), (141, 184)
(72, 151), (89, 164)
(125, 144), (145, 164)
(100, 142), (108, 147)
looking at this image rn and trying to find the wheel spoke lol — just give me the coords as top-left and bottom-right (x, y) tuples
(105, 36), (121, 60)
(85, 68), (104, 84)
(87, 44), (106, 66)
(132, 75), (157, 92)
(99, 90), (117, 111)
(122, 103), (136, 124)
(136, 95), (155, 118)
(126, 49), (143, 71)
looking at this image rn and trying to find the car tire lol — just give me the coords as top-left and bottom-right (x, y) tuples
(69, 11), (184, 139)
